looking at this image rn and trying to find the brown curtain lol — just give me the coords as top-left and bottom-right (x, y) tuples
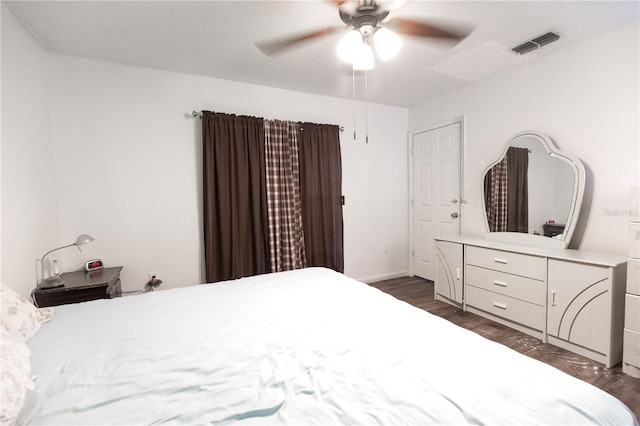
(298, 123), (344, 272)
(264, 120), (307, 272)
(484, 157), (508, 232)
(506, 147), (529, 233)
(202, 112), (270, 282)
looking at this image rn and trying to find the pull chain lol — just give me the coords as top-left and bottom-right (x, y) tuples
(365, 70), (369, 144)
(351, 68), (370, 144)
(352, 67), (357, 141)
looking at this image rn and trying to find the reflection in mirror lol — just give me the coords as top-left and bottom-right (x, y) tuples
(484, 146), (530, 233)
(482, 132), (585, 249)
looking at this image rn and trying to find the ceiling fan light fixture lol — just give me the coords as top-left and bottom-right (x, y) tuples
(352, 40), (374, 70)
(337, 29), (363, 63)
(373, 27), (402, 60)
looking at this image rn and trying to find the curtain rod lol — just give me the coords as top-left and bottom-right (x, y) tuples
(191, 111), (344, 133)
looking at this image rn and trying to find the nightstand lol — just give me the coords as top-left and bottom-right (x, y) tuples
(33, 266), (123, 307)
(542, 223), (566, 237)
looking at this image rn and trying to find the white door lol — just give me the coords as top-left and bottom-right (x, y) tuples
(411, 122), (461, 280)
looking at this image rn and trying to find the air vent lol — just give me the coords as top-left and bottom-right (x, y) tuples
(512, 31), (560, 55)
(512, 41), (539, 55)
(532, 32), (560, 47)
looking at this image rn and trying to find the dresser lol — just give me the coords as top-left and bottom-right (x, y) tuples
(435, 237), (626, 368)
(33, 267), (123, 307)
(623, 187), (640, 377)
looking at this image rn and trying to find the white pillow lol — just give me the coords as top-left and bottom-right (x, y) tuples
(0, 331), (35, 425)
(0, 283), (53, 341)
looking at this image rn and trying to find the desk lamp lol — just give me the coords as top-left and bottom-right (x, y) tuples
(38, 234), (94, 288)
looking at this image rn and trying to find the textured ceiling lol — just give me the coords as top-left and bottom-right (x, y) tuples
(5, 0), (639, 107)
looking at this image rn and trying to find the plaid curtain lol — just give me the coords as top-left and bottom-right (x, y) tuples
(264, 120), (307, 272)
(484, 157), (508, 232)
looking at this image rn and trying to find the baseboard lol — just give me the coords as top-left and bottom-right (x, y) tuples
(355, 270), (409, 284)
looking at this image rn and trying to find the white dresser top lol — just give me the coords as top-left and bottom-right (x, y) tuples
(436, 236), (627, 268)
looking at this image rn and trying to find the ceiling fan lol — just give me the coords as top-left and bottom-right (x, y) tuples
(257, 0), (473, 69)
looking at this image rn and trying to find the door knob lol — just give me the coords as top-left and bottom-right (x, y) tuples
(451, 212), (459, 219)
(451, 199), (458, 204)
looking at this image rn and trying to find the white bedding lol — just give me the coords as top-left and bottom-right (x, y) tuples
(26, 268), (637, 425)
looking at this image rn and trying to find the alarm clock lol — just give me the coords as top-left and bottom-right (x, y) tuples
(84, 259), (104, 272)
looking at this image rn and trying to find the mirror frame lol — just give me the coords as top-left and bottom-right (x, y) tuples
(482, 131), (586, 249)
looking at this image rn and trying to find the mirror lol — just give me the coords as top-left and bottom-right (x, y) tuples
(482, 131), (585, 249)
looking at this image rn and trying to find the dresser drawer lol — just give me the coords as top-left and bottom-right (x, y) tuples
(626, 294), (640, 332)
(466, 246), (545, 280)
(35, 285), (109, 307)
(624, 329), (640, 367)
(466, 265), (545, 306)
(628, 259), (640, 296)
(629, 222), (640, 259)
(466, 285), (545, 331)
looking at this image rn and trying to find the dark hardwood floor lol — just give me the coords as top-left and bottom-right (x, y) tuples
(368, 275), (640, 420)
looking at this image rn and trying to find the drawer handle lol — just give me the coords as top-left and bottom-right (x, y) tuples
(493, 280), (507, 287)
(493, 302), (507, 310)
(494, 258), (508, 264)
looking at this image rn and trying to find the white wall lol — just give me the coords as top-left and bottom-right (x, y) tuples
(409, 23), (639, 255)
(44, 54), (409, 292)
(1, 5), (61, 298)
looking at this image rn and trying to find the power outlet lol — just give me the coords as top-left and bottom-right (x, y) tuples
(145, 271), (162, 292)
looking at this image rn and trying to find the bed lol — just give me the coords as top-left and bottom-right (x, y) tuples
(3, 267), (638, 424)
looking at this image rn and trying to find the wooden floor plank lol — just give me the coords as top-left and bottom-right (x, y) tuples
(368, 275), (640, 420)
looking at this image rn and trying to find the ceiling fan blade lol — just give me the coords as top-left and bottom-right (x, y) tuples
(331, 0), (359, 15)
(256, 26), (345, 56)
(378, 0), (411, 11)
(386, 17), (473, 42)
